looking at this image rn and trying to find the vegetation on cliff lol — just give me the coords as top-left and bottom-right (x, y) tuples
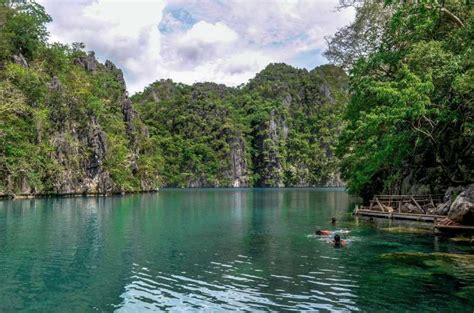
(0, 1), (158, 194)
(5, 0), (469, 197)
(0, 0), (349, 193)
(132, 64), (348, 187)
(327, 1), (473, 200)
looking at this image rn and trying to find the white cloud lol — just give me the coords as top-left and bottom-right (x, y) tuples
(38, 0), (354, 94)
(38, 0), (165, 93)
(182, 21), (238, 44)
(162, 21), (239, 67)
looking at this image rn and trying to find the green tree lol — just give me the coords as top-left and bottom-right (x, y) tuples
(336, 1), (473, 200)
(2, 0), (51, 60)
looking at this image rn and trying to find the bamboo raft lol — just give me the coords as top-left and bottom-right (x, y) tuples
(354, 194), (474, 235)
(354, 208), (445, 222)
(354, 194), (444, 222)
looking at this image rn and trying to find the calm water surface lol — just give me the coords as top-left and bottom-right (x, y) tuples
(0, 189), (473, 312)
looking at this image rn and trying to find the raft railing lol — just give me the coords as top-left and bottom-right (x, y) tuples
(368, 194), (443, 214)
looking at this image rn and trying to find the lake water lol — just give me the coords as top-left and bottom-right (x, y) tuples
(0, 189), (473, 312)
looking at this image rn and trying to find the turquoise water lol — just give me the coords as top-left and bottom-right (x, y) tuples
(0, 189), (472, 312)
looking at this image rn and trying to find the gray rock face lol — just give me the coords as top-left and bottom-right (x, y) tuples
(254, 110), (286, 187)
(1, 49), (160, 196)
(121, 97), (136, 139)
(12, 54), (28, 67)
(401, 203), (424, 214)
(430, 201), (450, 215)
(85, 117), (107, 177)
(226, 135), (248, 187)
(49, 76), (61, 92)
(74, 52), (99, 73)
(82, 117), (117, 194)
(319, 83), (332, 101)
(324, 173), (345, 187)
(50, 132), (79, 193)
(428, 185), (466, 216)
(443, 186), (465, 203)
(448, 185), (474, 225)
(105, 59), (126, 91)
(47, 117), (117, 194)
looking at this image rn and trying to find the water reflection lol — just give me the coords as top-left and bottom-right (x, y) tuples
(0, 189), (472, 312)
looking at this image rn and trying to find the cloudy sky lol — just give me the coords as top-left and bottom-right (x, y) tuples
(37, 0), (354, 94)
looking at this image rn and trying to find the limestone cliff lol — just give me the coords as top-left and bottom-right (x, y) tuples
(245, 63), (348, 187)
(0, 50), (158, 196)
(132, 63), (349, 188)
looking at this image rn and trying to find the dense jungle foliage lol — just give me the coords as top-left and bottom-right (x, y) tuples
(327, 1), (473, 200)
(0, 0), (348, 193)
(1, 0), (471, 197)
(132, 64), (348, 187)
(0, 0), (159, 194)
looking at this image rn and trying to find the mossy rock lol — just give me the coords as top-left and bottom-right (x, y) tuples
(454, 285), (474, 301)
(385, 266), (432, 279)
(381, 252), (474, 273)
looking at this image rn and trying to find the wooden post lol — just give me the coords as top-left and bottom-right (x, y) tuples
(375, 196), (385, 212)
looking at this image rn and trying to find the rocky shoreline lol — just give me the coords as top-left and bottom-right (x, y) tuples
(0, 185), (348, 201)
(428, 185), (474, 225)
(0, 189), (160, 200)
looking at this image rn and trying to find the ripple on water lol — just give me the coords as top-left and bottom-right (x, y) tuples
(114, 257), (361, 312)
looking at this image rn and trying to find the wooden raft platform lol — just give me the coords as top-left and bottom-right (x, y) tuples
(354, 194), (445, 223)
(355, 198), (474, 235)
(354, 208), (445, 222)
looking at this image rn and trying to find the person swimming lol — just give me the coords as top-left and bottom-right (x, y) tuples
(333, 234), (347, 247)
(331, 217), (337, 225)
(315, 229), (332, 236)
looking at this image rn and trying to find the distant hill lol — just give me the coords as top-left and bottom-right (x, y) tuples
(132, 63), (348, 187)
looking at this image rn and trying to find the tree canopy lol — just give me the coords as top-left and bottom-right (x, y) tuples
(333, 1), (473, 200)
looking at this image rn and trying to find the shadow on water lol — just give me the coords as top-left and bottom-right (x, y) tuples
(0, 189), (472, 312)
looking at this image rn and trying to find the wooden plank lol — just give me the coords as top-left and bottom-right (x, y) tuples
(357, 209), (443, 218)
(375, 196), (385, 212)
(411, 196), (425, 213)
(355, 209), (444, 222)
(376, 194), (443, 197)
(435, 225), (474, 231)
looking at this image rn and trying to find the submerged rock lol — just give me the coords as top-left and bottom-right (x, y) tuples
(382, 227), (433, 234)
(382, 252), (474, 272)
(449, 236), (474, 243)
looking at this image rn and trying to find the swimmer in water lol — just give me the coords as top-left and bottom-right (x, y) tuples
(315, 229), (332, 236)
(333, 234), (347, 247)
(331, 217), (337, 225)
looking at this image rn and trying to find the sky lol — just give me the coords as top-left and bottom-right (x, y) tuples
(37, 0), (354, 94)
